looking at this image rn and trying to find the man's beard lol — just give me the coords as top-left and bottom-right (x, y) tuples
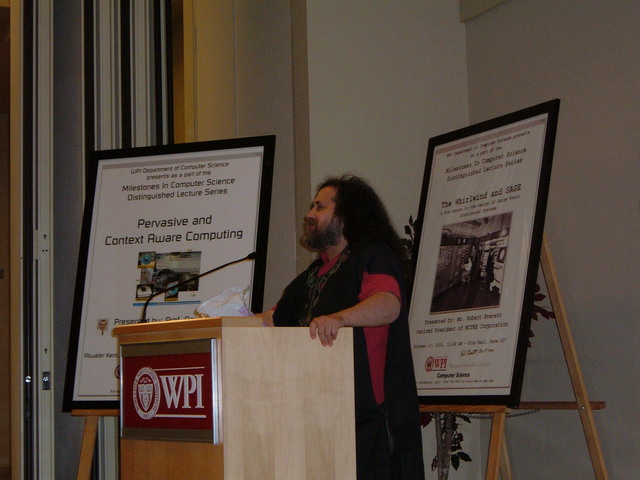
(301, 216), (342, 251)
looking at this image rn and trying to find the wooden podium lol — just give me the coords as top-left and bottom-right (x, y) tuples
(112, 317), (357, 480)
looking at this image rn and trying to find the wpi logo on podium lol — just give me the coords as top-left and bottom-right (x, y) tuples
(120, 339), (220, 443)
(132, 367), (161, 419)
(132, 365), (207, 420)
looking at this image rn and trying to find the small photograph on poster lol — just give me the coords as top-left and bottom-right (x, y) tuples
(134, 251), (203, 301)
(138, 251), (156, 268)
(430, 212), (511, 313)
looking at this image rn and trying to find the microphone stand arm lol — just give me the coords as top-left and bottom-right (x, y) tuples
(140, 252), (256, 323)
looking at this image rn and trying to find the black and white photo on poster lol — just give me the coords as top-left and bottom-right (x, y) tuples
(430, 212), (512, 314)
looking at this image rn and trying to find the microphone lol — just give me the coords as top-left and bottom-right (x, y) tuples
(140, 252), (257, 323)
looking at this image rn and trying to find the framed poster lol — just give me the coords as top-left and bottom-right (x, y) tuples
(408, 100), (559, 407)
(63, 136), (275, 411)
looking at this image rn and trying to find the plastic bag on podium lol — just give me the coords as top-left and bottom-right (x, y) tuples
(195, 285), (253, 318)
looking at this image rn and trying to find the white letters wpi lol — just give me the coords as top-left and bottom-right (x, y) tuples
(159, 374), (204, 409)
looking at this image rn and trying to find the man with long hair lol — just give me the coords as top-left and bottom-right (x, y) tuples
(259, 175), (424, 480)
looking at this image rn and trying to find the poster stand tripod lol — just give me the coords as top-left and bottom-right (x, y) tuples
(72, 409), (118, 480)
(421, 234), (609, 480)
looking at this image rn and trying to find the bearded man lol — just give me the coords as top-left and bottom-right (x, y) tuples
(259, 175), (424, 480)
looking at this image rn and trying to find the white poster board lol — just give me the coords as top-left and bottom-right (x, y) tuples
(64, 136), (275, 410)
(409, 101), (559, 406)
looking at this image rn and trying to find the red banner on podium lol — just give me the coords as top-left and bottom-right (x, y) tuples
(120, 339), (219, 442)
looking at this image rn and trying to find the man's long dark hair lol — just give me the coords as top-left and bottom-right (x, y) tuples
(318, 175), (410, 273)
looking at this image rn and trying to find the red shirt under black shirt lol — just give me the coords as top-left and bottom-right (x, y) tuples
(316, 249), (400, 405)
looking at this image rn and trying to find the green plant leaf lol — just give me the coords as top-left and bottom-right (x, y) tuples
(458, 452), (472, 462)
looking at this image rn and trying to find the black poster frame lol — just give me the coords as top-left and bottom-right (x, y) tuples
(63, 135), (275, 411)
(408, 100), (560, 407)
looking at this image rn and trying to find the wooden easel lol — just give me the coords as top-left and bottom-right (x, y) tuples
(72, 409), (119, 480)
(531, 234), (609, 479)
(422, 234), (609, 479)
(420, 404), (508, 480)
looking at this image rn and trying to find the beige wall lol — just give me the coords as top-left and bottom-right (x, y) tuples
(466, 1), (639, 478)
(173, 0), (299, 308)
(174, 0), (237, 143)
(234, 0), (300, 306)
(306, 0), (469, 233)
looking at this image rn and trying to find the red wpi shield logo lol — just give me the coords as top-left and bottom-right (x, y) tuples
(425, 356), (448, 372)
(132, 367), (160, 419)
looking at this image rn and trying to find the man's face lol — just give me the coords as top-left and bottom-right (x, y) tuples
(301, 186), (343, 251)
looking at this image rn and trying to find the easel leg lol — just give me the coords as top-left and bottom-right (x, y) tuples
(77, 416), (98, 480)
(499, 435), (512, 480)
(485, 410), (506, 480)
(541, 235), (609, 480)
